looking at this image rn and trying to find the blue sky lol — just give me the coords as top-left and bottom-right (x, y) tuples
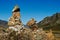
(0, 0), (60, 24)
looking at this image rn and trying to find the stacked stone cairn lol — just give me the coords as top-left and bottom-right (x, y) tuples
(8, 5), (23, 31)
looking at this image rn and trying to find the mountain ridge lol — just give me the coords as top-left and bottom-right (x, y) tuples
(37, 13), (60, 31)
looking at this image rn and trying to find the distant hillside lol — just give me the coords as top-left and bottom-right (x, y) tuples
(0, 20), (8, 28)
(37, 13), (60, 31)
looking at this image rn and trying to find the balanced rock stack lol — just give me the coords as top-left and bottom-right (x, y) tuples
(26, 18), (38, 31)
(8, 5), (23, 31)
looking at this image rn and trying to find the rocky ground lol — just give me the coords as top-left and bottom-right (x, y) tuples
(0, 28), (56, 40)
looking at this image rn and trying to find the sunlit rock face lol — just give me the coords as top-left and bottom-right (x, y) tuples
(8, 25), (30, 31)
(8, 25), (22, 31)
